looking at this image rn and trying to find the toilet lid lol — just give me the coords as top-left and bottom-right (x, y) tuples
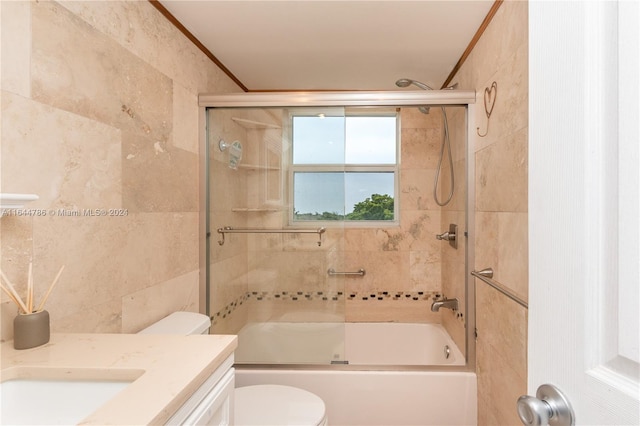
(234, 385), (327, 426)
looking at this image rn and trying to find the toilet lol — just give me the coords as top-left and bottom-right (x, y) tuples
(139, 312), (328, 426)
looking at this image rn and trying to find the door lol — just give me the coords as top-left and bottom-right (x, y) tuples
(528, 0), (639, 424)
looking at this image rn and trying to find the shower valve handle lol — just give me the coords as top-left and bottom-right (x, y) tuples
(436, 224), (458, 249)
(436, 231), (455, 241)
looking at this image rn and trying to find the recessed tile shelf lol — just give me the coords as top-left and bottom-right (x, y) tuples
(0, 193), (39, 209)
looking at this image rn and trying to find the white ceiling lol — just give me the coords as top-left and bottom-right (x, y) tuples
(158, 1), (494, 91)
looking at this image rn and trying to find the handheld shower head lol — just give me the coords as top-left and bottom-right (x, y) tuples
(395, 78), (434, 91)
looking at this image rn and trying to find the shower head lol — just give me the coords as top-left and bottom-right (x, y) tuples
(395, 78), (432, 113)
(395, 78), (434, 91)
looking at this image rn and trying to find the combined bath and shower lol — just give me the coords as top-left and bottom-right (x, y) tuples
(395, 78), (455, 206)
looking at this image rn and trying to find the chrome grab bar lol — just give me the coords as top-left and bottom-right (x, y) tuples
(470, 267), (528, 309)
(327, 268), (366, 277)
(217, 226), (326, 246)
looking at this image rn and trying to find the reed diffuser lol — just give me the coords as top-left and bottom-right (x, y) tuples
(0, 263), (64, 349)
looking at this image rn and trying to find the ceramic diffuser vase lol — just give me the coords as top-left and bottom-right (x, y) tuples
(14, 310), (50, 350)
(0, 263), (64, 350)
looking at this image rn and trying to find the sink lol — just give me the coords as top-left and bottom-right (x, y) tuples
(0, 369), (142, 425)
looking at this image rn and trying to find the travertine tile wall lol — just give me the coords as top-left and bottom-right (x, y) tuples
(452, 1), (529, 424)
(0, 0), (240, 340)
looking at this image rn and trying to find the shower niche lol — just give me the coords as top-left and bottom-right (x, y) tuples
(226, 114), (283, 212)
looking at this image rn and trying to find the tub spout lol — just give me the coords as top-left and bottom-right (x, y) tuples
(431, 298), (459, 312)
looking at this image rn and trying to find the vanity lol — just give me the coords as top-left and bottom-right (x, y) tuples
(0, 333), (237, 425)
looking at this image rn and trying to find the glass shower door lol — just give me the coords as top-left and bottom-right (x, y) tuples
(206, 106), (347, 365)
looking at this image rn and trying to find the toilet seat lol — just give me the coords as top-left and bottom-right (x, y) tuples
(234, 384), (328, 426)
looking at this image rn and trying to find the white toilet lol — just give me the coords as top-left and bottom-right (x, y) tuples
(139, 312), (328, 426)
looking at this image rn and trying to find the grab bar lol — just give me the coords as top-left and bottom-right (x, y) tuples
(470, 267), (528, 309)
(327, 268), (366, 277)
(217, 226), (326, 246)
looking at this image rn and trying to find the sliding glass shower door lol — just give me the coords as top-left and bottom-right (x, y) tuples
(207, 106), (349, 365)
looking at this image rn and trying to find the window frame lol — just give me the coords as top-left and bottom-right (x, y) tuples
(287, 107), (400, 227)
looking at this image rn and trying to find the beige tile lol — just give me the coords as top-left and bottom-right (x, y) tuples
(344, 250), (409, 293)
(122, 270), (199, 333)
(400, 168), (437, 211)
(398, 210), (442, 252)
(401, 128), (442, 169)
(497, 212), (528, 300)
(1, 92), (122, 210)
(122, 131), (198, 212)
(1, 1), (31, 97)
(476, 126), (528, 213)
(476, 337), (526, 426)
(409, 251), (441, 292)
(31, 1), (173, 143)
(172, 83), (199, 155)
(475, 211), (499, 272)
(117, 212), (199, 296)
(476, 283), (528, 376)
(0, 301), (18, 342)
(53, 299), (122, 334)
(400, 107), (442, 130)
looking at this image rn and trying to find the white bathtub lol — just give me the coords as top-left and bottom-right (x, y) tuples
(234, 322), (476, 425)
(235, 322), (465, 366)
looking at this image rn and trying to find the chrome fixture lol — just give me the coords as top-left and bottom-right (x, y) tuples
(217, 226), (325, 246)
(394, 77), (455, 206)
(517, 384), (575, 426)
(436, 223), (457, 249)
(431, 297), (459, 312)
(327, 268), (366, 277)
(471, 267), (528, 309)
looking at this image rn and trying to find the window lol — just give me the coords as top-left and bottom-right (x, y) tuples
(289, 109), (398, 224)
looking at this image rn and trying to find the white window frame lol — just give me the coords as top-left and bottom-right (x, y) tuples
(287, 107), (400, 227)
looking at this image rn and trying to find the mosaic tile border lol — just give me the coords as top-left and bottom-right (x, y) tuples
(211, 290), (458, 324)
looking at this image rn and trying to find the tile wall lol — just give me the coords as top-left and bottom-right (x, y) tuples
(0, 0), (240, 340)
(452, 1), (529, 424)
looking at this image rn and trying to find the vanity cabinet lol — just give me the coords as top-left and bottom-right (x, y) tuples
(166, 355), (235, 425)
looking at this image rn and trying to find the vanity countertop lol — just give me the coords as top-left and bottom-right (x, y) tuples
(0, 333), (237, 425)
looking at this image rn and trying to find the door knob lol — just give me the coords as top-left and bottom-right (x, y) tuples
(517, 384), (575, 426)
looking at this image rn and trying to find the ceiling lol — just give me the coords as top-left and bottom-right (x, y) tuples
(157, 1), (495, 91)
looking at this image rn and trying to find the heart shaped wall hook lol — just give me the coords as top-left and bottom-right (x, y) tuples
(477, 81), (497, 137)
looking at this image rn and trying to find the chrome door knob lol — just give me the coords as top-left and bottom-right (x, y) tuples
(517, 384), (575, 426)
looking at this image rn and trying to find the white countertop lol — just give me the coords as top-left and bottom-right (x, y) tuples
(1, 333), (237, 425)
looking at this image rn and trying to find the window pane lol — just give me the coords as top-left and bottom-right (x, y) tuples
(345, 116), (396, 164)
(294, 172), (345, 220)
(293, 172), (394, 221)
(292, 116), (345, 164)
(345, 172), (394, 220)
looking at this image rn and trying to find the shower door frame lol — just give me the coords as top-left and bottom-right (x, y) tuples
(198, 90), (477, 371)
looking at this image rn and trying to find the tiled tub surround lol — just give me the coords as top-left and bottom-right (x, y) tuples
(209, 107), (468, 348)
(0, 0), (241, 340)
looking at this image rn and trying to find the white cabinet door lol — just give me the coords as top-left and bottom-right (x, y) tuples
(528, 0), (639, 424)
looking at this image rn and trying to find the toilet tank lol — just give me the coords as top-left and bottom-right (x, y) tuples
(138, 312), (211, 335)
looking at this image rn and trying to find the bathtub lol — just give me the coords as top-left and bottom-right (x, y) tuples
(234, 322), (477, 425)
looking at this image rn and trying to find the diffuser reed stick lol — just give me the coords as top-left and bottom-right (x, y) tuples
(36, 265), (65, 312)
(0, 265), (65, 314)
(27, 261), (33, 313)
(0, 270), (29, 313)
